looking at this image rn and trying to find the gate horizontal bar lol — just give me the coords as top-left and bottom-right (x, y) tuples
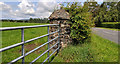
(25, 30), (59, 43)
(0, 42), (24, 52)
(9, 37), (59, 64)
(1, 24), (60, 64)
(30, 41), (59, 64)
(0, 30), (59, 52)
(8, 56), (24, 64)
(42, 47), (60, 64)
(0, 24), (59, 31)
(25, 37), (58, 56)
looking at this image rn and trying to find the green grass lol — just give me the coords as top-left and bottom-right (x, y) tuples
(99, 22), (120, 29)
(53, 34), (119, 62)
(90, 34), (119, 62)
(102, 22), (120, 24)
(1, 22), (54, 63)
(1, 22), (119, 63)
(96, 27), (120, 31)
(1, 22), (47, 27)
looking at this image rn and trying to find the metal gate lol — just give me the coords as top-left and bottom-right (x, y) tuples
(0, 24), (60, 64)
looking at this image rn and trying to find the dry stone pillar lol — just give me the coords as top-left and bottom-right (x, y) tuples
(49, 9), (72, 48)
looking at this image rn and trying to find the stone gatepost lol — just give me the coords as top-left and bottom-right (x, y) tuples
(49, 9), (72, 48)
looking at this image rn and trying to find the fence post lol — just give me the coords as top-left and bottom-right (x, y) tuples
(21, 28), (24, 64)
(47, 26), (49, 63)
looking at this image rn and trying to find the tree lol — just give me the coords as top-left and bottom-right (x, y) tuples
(117, 1), (120, 22)
(93, 2), (119, 26)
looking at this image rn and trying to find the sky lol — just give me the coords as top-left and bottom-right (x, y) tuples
(0, 0), (106, 20)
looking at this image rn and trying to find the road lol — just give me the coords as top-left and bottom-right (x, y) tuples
(92, 27), (120, 44)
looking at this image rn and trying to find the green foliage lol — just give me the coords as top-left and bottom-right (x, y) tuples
(29, 18), (49, 23)
(70, 13), (92, 43)
(94, 2), (119, 26)
(1, 18), (49, 23)
(63, 2), (93, 43)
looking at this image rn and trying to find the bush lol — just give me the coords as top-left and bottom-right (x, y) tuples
(64, 3), (93, 44)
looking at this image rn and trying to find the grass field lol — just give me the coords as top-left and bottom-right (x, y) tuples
(99, 22), (120, 29)
(102, 22), (120, 24)
(1, 22), (54, 63)
(1, 22), (119, 63)
(53, 34), (119, 62)
(96, 27), (120, 31)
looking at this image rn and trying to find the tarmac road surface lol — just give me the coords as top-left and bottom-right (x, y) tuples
(92, 27), (120, 44)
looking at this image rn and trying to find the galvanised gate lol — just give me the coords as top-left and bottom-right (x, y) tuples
(0, 24), (60, 64)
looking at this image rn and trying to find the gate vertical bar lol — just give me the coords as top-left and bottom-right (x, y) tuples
(21, 28), (24, 64)
(57, 24), (60, 53)
(47, 26), (49, 62)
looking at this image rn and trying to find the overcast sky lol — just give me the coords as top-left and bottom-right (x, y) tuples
(0, 0), (104, 20)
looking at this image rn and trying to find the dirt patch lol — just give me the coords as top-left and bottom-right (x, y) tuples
(25, 44), (36, 51)
(19, 43), (47, 54)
